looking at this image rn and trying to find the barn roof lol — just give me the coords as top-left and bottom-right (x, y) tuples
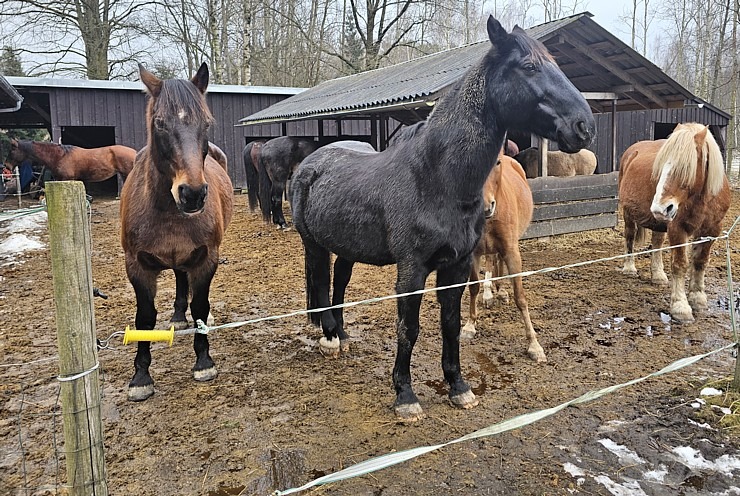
(0, 75), (23, 112)
(239, 12), (730, 126)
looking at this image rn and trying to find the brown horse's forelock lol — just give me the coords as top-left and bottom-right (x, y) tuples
(148, 79), (213, 126)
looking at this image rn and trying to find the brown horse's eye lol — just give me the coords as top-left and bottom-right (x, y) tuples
(153, 117), (166, 132)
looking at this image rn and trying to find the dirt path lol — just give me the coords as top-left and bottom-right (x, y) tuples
(1, 190), (739, 495)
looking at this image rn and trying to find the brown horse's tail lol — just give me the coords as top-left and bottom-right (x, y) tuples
(634, 226), (647, 247)
(243, 143), (260, 212)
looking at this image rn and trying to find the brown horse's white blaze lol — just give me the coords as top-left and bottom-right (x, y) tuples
(462, 152), (545, 363)
(619, 123), (730, 323)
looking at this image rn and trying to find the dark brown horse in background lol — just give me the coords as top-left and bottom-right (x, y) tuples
(242, 139), (265, 212)
(619, 122), (730, 323)
(5, 139), (136, 194)
(258, 136), (317, 228)
(120, 62), (233, 401)
(461, 151), (545, 362)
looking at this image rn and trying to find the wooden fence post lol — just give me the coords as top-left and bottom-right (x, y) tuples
(46, 181), (108, 496)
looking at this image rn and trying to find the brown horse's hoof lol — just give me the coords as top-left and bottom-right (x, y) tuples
(193, 367), (218, 382)
(671, 300), (694, 323)
(128, 384), (155, 401)
(688, 291), (708, 311)
(528, 345), (547, 363)
(319, 336), (340, 358)
(450, 390), (478, 410)
(395, 402), (425, 422)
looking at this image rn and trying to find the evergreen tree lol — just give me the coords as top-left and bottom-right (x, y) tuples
(0, 46), (24, 76)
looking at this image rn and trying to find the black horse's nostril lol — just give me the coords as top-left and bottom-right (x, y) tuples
(178, 184), (208, 212)
(575, 120), (591, 140)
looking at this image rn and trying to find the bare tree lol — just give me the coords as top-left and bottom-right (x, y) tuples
(0, 0), (148, 79)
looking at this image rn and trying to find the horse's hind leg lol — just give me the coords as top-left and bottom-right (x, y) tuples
(650, 231), (668, 285)
(271, 182), (288, 229)
(622, 213), (639, 276)
(304, 239), (341, 357)
(127, 266), (158, 401)
(332, 257), (354, 352)
(171, 269), (189, 329)
(189, 263), (218, 381)
(502, 246), (546, 363)
(437, 260), (478, 412)
(462, 255), (481, 339)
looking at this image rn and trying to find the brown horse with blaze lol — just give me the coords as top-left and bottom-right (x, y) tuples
(120, 62), (233, 401)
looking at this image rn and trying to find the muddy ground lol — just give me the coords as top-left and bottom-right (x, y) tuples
(1, 189), (740, 496)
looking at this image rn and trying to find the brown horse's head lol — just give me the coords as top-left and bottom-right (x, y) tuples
(140, 62), (214, 214)
(650, 123), (725, 223)
(483, 151), (505, 219)
(5, 139), (25, 167)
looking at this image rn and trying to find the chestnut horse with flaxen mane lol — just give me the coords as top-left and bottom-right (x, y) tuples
(619, 122), (730, 323)
(120, 62), (233, 401)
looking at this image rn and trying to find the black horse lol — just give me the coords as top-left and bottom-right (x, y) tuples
(257, 136), (317, 228)
(242, 140), (265, 212)
(290, 16), (595, 421)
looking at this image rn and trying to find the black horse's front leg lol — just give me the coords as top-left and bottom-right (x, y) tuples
(128, 270), (158, 401)
(271, 183), (288, 229)
(190, 263), (218, 382)
(437, 260), (478, 410)
(392, 263), (429, 421)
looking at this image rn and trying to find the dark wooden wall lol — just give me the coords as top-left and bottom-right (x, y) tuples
(42, 87), (371, 190)
(590, 107), (728, 175)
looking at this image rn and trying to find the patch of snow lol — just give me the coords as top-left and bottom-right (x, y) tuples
(593, 475), (648, 496)
(672, 446), (740, 476)
(563, 462), (585, 477)
(0, 211), (47, 233)
(688, 418), (715, 430)
(598, 438), (646, 465)
(712, 405), (732, 415)
(0, 233), (44, 259)
(642, 466), (668, 483)
(700, 387), (723, 396)
(0, 210), (47, 263)
(692, 398), (706, 408)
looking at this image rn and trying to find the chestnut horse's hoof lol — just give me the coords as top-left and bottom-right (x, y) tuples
(128, 384), (155, 401)
(528, 344), (547, 363)
(319, 336), (340, 358)
(671, 300), (694, 323)
(450, 390), (478, 409)
(651, 274), (669, 286)
(395, 402), (425, 422)
(461, 321), (477, 339)
(193, 366), (218, 382)
(688, 291), (708, 311)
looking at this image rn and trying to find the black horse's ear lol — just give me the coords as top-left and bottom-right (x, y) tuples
(139, 63), (162, 98)
(487, 15), (508, 46)
(191, 63), (209, 94)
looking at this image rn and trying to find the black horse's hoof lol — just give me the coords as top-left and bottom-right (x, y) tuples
(449, 390), (478, 409)
(193, 366), (218, 382)
(394, 402), (425, 422)
(319, 336), (340, 357)
(128, 384), (155, 401)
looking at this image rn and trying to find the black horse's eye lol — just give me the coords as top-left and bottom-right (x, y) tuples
(522, 62), (537, 73)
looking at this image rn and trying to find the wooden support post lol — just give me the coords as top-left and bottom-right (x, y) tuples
(46, 181), (108, 496)
(538, 137), (549, 177)
(611, 99), (618, 172)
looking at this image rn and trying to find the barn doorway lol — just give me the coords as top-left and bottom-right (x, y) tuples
(653, 123), (676, 140)
(60, 126), (119, 197)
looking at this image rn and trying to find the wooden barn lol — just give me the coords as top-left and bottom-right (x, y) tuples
(0, 76), (316, 191)
(239, 12), (731, 238)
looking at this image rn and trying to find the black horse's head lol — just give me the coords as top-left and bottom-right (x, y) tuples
(140, 62), (214, 214)
(485, 16), (594, 153)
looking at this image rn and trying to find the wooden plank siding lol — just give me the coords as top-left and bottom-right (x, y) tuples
(523, 172), (619, 239)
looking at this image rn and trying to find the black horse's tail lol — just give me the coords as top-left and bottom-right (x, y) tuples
(257, 155), (273, 224)
(304, 242), (329, 327)
(243, 143), (260, 212)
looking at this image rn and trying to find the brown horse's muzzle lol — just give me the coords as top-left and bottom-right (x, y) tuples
(177, 183), (208, 214)
(484, 199), (496, 219)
